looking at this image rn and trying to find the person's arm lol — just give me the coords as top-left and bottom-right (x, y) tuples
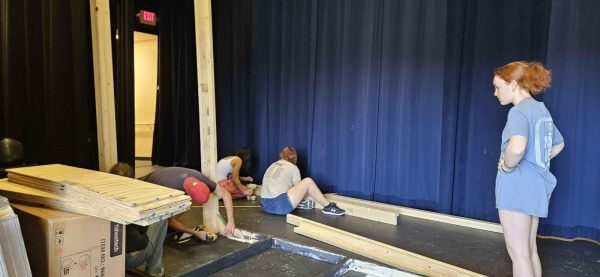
(550, 142), (565, 159)
(231, 158), (251, 194)
(503, 135), (527, 167)
(167, 214), (207, 240)
(231, 158), (243, 186)
(213, 185), (235, 236)
(239, 176), (253, 182)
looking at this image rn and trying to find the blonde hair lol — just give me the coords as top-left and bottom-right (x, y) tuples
(494, 61), (552, 95)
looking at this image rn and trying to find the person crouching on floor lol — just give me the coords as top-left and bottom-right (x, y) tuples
(260, 146), (345, 216)
(139, 167), (237, 238)
(109, 162), (167, 277)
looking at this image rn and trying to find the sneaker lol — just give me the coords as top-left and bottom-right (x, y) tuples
(173, 225), (204, 241)
(322, 202), (345, 215)
(297, 200), (315, 210)
(173, 231), (192, 241)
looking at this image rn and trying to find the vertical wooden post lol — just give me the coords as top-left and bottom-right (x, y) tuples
(194, 0), (222, 233)
(89, 0), (118, 171)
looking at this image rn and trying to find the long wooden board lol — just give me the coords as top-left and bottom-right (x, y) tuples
(287, 214), (485, 277)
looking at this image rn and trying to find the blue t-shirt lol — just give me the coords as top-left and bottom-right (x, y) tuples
(140, 167), (216, 192)
(501, 98), (564, 170)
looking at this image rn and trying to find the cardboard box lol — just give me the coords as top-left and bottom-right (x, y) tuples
(11, 203), (125, 277)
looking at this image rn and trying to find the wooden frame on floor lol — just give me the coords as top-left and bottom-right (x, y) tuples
(315, 199), (398, 225)
(324, 194), (503, 233)
(287, 214), (485, 277)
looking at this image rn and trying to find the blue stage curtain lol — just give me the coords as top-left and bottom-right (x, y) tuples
(212, 0), (599, 241)
(309, 0), (383, 197)
(450, 0), (552, 222)
(537, 0), (600, 240)
(374, 0), (449, 211)
(246, 0), (319, 178)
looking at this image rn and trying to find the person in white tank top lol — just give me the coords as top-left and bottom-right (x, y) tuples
(216, 147), (254, 199)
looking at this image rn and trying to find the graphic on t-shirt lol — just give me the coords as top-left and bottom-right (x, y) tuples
(265, 163), (285, 179)
(534, 117), (554, 170)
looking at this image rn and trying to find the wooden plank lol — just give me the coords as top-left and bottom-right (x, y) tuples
(287, 214), (485, 277)
(3, 164), (192, 224)
(201, 194), (243, 238)
(194, 0), (218, 180)
(89, 0), (118, 171)
(194, 0), (230, 236)
(315, 200), (397, 225)
(325, 194), (502, 233)
(0, 179), (190, 225)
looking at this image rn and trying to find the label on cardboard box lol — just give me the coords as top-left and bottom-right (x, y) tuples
(60, 249), (92, 277)
(57, 222), (124, 277)
(110, 222), (123, 257)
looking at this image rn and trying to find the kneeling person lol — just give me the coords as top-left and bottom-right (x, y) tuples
(260, 147), (344, 216)
(140, 167), (236, 239)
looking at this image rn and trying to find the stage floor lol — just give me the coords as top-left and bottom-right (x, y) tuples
(130, 197), (600, 276)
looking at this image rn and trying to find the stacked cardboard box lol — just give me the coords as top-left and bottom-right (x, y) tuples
(12, 203), (125, 277)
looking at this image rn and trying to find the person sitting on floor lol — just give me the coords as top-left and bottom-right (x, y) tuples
(216, 147), (255, 199)
(260, 146), (345, 216)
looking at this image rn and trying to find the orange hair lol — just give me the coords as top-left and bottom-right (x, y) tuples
(494, 61), (552, 95)
(279, 147), (297, 163)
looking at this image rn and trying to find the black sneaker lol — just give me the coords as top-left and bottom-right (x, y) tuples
(322, 202), (345, 215)
(297, 200), (315, 210)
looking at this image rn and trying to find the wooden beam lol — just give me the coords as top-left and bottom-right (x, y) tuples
(325, 194), (502, 233)
(193, 0), (230, 235)
(287, 214), (485, 277)
(194, 0), (218, 180)
(89, 0), (118, 171)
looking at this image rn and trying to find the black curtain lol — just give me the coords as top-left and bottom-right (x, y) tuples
(213, 0), (253, 161)
(0, 0), (97, 169)
(152, 0), (201, 169)
(110, 0), (135, 168)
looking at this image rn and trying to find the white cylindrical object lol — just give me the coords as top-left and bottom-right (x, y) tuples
(0, 197), (32, 277)
(0, 243), (8, 277)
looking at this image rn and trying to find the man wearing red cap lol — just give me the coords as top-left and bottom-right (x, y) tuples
(111, 164), (235, 277)
(140, 167), (236, 239)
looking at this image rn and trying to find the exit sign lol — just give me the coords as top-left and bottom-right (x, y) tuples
(138, 10), (157, 26)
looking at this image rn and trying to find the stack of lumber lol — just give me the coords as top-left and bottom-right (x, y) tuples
(0, 164), (191, 225)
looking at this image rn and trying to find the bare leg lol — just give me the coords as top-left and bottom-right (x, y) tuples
(499, 209), (535, 277)
(287, 177), (330, 208)
(530, 216), (541, 277)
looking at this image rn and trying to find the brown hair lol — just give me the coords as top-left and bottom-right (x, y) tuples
(109, 162), (134, 178)
(494, 61), (552, 95)
(279, 147), (297, 163)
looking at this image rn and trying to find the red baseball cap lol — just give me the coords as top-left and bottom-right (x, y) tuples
(183, 177), (210, 204)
